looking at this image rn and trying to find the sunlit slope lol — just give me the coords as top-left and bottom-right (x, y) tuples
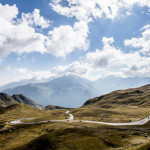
(83, 84), (150, 108)
(71, 84), (150, 123)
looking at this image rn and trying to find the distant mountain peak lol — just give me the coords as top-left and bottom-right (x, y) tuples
(1, 75), (150, 108)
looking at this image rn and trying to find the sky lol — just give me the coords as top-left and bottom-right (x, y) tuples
(0, 0), (150, 86)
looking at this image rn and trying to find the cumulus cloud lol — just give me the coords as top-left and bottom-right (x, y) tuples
(47, 0), (150, 58)
(0, 1), (150, 59)
(84, 37), (150, 78)
(35, 36), (150, 80)
(31, 36), (150, 79)
(50, 0), (150, 20)
(0, 4), (18, 21)
(0, 3), (89, 59)
(6, 67), (55, 81)
(2, 34), (150, 83)
(3, 61), (88, 82)
(0, 4), (50, 58)
(122, 62), (150, 77)
(21, 9), (51, 29)
(46, 21), (89, 57)
(86, 37), (127, 68)
(52, 61), (88, 76)
(102, 37), (114, 45)
(124, 24), (150, 55)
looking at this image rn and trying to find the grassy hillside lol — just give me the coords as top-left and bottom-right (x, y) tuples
(1, 117), (150, 150)
(83, 84), (150, 108)
(0, 104), (69, 150)
(0, 104), (67, 125)
(0, 85), (150, 150)
(70, 84), (150, 123)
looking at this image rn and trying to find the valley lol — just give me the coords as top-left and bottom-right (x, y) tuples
(0, 84), (150, 149)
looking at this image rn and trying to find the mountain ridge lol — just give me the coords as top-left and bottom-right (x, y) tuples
(3, 75), (100, 108)
(0, 93), (42, 109)
(2, 75), (150, 108)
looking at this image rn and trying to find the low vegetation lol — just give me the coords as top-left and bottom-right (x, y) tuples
(0, 84), (150, 149)
(83, 84), (150, 108)
(1, 120), (150, 150)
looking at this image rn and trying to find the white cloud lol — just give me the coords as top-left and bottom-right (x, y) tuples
(86, 37), (130, 68)
(0, 3), (89, 59)
(50, 0), (150, 21)
(46, 21), (89, 57)
(15, 68), (28, 73)
(39, 36), (150, 80)
(102, 37), (114, 45)
(0, 4), (49, 58)
(52, 61), (88, 76)
(123, 0), (150, 8)
(0, 61), (89, 85)
(0, 4), (18, 21)
(48, 0), (150, 58)
(21, 9), (51, 29)
(84, 37), (150, 78)
(1, 1), (150, 59)
(6, 67), (55, 81)
(2, 34), (150, 84)
(50, 0), (99, 21)
(124, 24), (150, 55)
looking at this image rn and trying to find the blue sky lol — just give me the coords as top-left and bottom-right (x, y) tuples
(0, 0), (150, 86)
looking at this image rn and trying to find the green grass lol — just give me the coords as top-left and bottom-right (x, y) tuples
(0, 102), (150, 150)
(83, 85), (150, 108)
(1, 120), (150, 150)
(0, 104), (67, 125)
(71, 106), (150, 123)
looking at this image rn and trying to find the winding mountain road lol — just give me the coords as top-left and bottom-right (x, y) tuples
(66, 110), (74, 120)
(8, 111), (150, 126)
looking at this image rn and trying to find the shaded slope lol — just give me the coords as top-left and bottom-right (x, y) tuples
(0, 93), (42, 109)
(0, 93), (18, 107)
(45, 105), (71, 110)
(12, 94), (42, 109)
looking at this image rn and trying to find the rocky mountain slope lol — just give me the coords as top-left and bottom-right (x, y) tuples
(0, 93), (42, 109)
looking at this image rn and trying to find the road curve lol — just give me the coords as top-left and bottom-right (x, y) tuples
(9, 118), (33, 124)
(8, 111), (150, 126)
(66, 110), (74, 120)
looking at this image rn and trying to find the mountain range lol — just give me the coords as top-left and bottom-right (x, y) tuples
(1, 75), (150, 108)
(2, 76), (100, 108)
(0, 77), (55, 92)
(1, 82), (150, 150)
